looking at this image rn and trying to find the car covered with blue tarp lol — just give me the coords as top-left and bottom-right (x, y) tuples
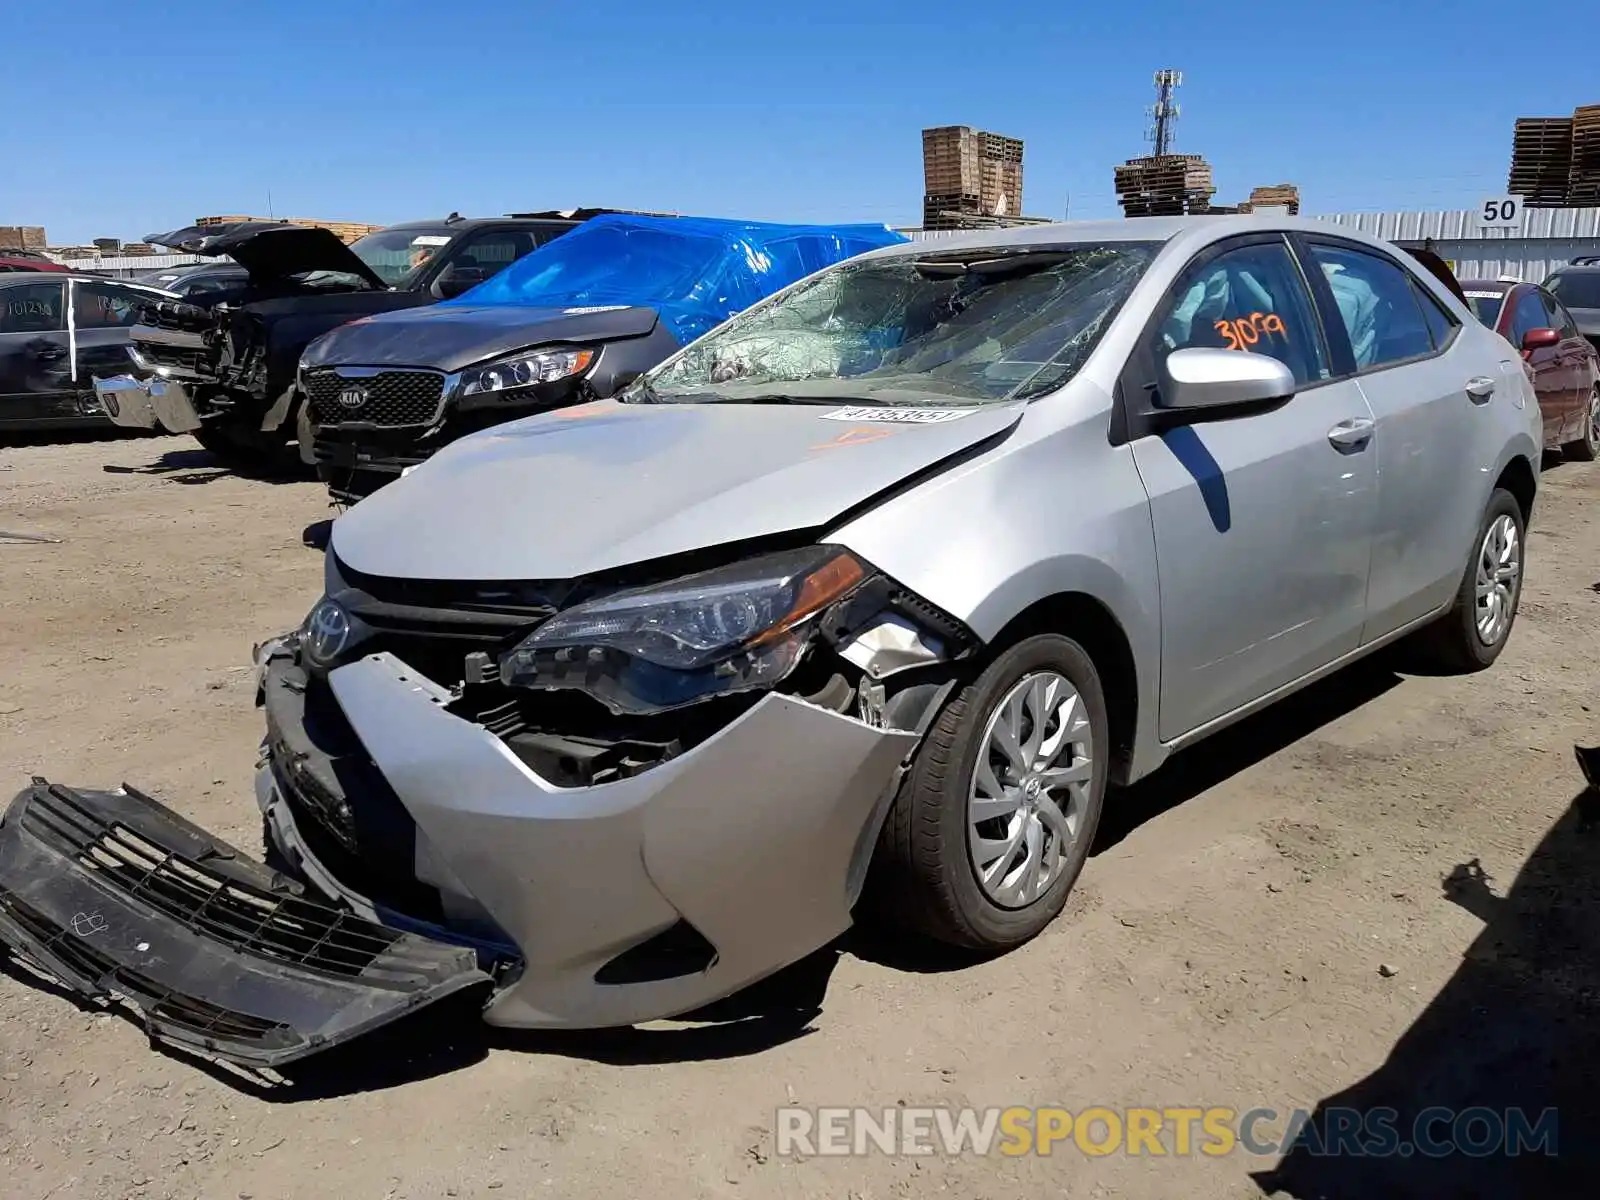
(299, 214), (906, 502)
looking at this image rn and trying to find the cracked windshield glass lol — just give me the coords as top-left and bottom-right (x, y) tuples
(640, 243), (1157, 405)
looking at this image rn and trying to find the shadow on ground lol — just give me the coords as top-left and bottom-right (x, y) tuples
(1094, 655), (1404, 852)
(101, 444), (312, 486)
(1253, 766), (1600, 1198)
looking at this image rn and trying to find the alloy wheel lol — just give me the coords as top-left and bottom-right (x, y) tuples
(1474, 513), (1521, 647)
(966, 671), (1095, 909)
(1587, 389), (1600, 455)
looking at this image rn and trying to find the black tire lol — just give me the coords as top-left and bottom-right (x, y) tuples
(1561, 387), (1599, 463)
(868, 633), (1109, 951)
(193, 421), (298, 476)
(1412, 487), (1526, 673)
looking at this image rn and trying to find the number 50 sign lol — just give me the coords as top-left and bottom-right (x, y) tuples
(1475, 195), (1524, 230)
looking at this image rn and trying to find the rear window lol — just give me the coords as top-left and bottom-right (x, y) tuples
(1463, 291), (1505, 326)
(1546, 271), (1600, 310)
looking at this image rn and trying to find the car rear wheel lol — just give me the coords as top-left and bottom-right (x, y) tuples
(1562, 387), (1599, 462)
(1411, 487), (1525, 673)
(868, 633), (1108, 951)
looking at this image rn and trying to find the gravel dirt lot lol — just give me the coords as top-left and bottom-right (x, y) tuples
(2, 433), (1597, 1200)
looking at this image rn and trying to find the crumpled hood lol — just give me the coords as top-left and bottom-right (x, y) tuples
(143, 222), (388, 291)
(299, 303), (662, 374)
(330, 398), (1024, 580)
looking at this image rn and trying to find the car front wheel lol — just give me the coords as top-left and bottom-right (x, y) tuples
(869, 633), (1109, 951)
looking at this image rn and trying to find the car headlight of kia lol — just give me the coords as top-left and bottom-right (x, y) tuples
(499, 545), (869, 714)
(456, 346), (595, 399)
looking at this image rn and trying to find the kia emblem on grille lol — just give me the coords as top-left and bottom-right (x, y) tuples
(337, 385), (368, 410)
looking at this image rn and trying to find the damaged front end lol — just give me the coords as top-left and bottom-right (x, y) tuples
(0, 541), (976, 1062)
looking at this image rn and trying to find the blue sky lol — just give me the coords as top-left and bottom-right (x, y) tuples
(7, 0), (1599, 244)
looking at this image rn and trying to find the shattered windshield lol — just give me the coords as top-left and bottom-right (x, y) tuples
(638, 243), (1158, 405)
(347, 228), (456, 289)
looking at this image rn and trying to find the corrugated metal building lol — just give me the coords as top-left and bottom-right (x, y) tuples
(899, 207), (1600, 282)
(1313, 206), (1600, 282)
(49, 253), (204, 279)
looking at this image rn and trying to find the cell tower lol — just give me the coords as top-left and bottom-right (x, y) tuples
(1147, 69), (1182, 158)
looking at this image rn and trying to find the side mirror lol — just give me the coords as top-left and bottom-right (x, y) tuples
(1521, 327), (1560, 353)
(1157, 347), (1296, 413)
(436, 265), (487, 299)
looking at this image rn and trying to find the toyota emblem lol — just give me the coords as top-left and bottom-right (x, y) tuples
(337, 385), (368, 410)
(304, 600), (351, 663)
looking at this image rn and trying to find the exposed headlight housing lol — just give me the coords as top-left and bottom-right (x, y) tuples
(456, 346), (595, 399)
(499, 545), (868, 714)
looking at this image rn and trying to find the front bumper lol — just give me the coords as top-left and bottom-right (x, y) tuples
(269, 651), (920, 1029)
(93, 374), (203, 434)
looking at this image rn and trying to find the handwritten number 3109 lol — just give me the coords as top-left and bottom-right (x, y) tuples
(1214, 312), (1287, 351)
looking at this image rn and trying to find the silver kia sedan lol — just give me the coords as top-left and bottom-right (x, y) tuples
(0, 216), (1542, 1065)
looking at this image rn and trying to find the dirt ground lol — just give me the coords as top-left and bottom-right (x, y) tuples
(2, 432), (1597, 1200)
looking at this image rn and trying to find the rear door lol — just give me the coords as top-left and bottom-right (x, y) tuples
(1505, 285), (1564, 444)
(70, 280), (151, 396)
(1539, 287), (1590, 441)
(1125, 233), (1378, 738)
(0, 279), (72, 423)
(1298, 237), (1493, 638)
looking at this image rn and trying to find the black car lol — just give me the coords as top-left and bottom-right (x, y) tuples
(93, 215), (582, 469)
(1545, 256), (1600, 350)
(0, 274), (175, 432)
(134, 260), (252, 301)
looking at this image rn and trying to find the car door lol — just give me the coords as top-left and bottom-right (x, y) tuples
(0, 279), (72, 423)
(1124, 234), (1378, 739)
(70, 279), (150, 396)
(1501, 285), (1564, 444)
(1298, 237), (1496, 638)
(1539, 287), (1590, 441)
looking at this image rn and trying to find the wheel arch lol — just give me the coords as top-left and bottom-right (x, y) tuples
(1493, 453), (1537, 527)
(984, 591), (1141, 786)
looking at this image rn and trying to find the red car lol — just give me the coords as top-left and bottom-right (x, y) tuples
(1461, 278), (1599, 460)
(0, 251), (67, 273)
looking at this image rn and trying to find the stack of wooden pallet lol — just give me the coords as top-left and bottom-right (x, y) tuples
(1570, 106), (1600, 208)
(922, 126), (1027, 228)
(1508, 117), (1576, 206)
(1113, 155), (1215, 217)
(1244, 184), (1300, 215)
(194, 215), (383, 243)
(0, 225), (48, 250)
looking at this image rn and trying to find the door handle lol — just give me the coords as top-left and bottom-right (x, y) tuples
(1465, 375), (1496, 403)
(26, 342), (66, 362)
(1327, 417), (1375, 452)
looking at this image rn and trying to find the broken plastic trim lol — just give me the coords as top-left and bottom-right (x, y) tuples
(0, 780), (491, 1067)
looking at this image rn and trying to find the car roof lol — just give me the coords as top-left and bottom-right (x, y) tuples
(0, 273), (177, 295)
(378, 217), (578, 234)
(855, 214), (1415, 262)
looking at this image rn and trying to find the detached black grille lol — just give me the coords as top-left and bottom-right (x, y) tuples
(20, 784), (402, 980)
(306, 369), (445, 428)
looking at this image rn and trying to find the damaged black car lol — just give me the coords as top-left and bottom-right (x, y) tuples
(92, 215), (579, 470)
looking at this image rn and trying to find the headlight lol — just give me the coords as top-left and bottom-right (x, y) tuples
(499, 545), (868, 714)
(456, 346), (595, 399)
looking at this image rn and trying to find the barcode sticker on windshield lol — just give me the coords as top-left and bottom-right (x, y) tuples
(819, 406), (970, 424)
(411, 235), (451, 246)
